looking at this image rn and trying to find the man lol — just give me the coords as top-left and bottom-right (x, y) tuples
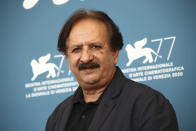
(46, 9), (179, 131)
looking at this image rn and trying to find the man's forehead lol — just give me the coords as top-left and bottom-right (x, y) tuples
(69, 19), (107, 34)
(66, 19), (109, 47)
(72, 18), (106, 28)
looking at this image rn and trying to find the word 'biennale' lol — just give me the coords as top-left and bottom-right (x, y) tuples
(22, 0), (84, 9)
(25, 36), (184, 99)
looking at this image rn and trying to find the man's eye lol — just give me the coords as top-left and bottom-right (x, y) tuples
(91, 45), (102, 49)
(72, 48), (81, 53)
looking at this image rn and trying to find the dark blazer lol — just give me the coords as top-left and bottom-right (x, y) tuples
(46, 67), (179, 131)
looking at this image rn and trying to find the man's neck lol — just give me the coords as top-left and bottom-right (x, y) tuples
(82, 86), (106, 103)
(81, 67), (117, 103)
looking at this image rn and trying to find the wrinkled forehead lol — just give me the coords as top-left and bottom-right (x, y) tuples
(67, 18), (110, 46)
(70, 18), (109, 36)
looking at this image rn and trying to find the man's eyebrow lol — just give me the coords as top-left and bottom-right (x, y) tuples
(67, 41), (104, 49)
(90, 42), (102, 44)
(68, 44), (82, 48)
(89, 41), (105, 46)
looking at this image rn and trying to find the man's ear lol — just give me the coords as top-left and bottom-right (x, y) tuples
(113, 50), (119, 65)
(65, 54), (71, 70)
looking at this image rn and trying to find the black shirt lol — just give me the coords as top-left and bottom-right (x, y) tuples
(65, 87), (103, 131)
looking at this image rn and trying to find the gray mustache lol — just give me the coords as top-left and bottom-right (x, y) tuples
(78, 62), (100, 70)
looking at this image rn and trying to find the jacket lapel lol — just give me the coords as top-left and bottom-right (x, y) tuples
(58, 87), (84, 131)
(57, 100), (73, 131)
(88, 97), (117, 131)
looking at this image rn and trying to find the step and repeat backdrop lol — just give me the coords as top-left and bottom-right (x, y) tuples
(1, 0), (195, 131)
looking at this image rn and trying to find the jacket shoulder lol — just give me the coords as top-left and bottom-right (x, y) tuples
(121, 79), (178, 130)
(123, 78), (166, 101)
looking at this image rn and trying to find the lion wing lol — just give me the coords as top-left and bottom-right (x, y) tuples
(134, 37), (147, 48)
(38, 53), (51, 64)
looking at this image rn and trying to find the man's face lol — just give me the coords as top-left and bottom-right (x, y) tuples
(66, 18), (119, 90)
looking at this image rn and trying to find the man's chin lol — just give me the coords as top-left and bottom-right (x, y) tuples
(80, 76), (100, 85)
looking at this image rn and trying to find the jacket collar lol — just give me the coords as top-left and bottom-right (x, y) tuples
(106, 66), (127, 99)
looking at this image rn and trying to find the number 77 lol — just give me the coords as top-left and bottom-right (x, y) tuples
(151, 36), (176, 61)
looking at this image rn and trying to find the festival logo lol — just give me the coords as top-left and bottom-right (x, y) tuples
(31, 53), (59, 81)
(122, 36), (184, 82)
(25, 53), (77, 99)
(125, 37), (162, 67)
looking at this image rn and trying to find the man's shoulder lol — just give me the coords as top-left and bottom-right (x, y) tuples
(122, 77), (167, 103)
(115, 67), (166, 101)
(118, 76), (178, 130)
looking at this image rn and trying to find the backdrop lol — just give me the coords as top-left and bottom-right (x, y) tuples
(1, 0), (196, 131)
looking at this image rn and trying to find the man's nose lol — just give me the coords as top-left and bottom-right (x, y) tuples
(80, 48), (93, 63)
